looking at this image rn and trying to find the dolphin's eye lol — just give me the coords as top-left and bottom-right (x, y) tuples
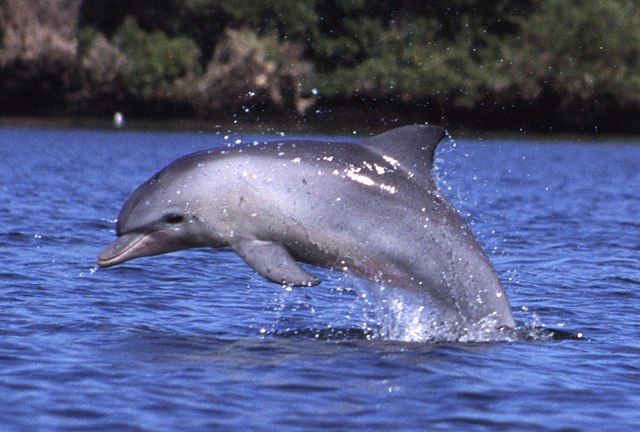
(164, 213), (184, 224)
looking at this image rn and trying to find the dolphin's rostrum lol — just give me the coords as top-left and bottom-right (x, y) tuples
(98, 125), (516, 332)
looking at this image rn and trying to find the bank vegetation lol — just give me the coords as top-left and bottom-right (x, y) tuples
(1, 0), (639, 132)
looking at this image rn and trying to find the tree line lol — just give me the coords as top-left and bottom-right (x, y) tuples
(1, 0), (639, 132)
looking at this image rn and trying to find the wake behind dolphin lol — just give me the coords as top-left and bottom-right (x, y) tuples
(98, 125), (516, 334)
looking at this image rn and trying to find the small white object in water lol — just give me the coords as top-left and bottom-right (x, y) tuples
(113, 112), (125, 129)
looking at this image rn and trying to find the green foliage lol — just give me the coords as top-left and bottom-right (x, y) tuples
(310, 5), (516, 107)
(506, 0), (640, 104)
(4, 0), (640, 128)
(76, 24), (99, 58)
(113, 16), (201, 99)
(217, 0), (320, 39)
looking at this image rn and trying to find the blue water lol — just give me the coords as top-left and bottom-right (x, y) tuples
(1, 125), (639, 431)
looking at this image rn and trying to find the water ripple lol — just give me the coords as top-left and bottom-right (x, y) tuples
(1, 128), (639, 431)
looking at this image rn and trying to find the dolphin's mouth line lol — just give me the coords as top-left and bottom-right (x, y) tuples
(98, 230), (163, 267)
(97, 231), (151, 267)
(98, 228), (188, 268)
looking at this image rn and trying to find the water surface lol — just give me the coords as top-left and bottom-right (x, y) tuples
(1, 126), (639, 431)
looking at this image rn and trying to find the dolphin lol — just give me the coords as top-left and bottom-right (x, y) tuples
(98, 125), (516, 331)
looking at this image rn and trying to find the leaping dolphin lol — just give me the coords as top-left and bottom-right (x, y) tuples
(98, 125), (516, 331)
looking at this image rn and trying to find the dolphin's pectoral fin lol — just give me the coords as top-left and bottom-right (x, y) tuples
(231, 239), (320, 287)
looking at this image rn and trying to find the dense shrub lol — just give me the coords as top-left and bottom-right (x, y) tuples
(2, 0), (640, 130)
(0, 0), (81, 112)
(76, 31), (126, 105)
(0, 0), (80, 70)
(191, 28), (314, 114)
(506, 0), (640, 104)
(113, 16), (202, 100)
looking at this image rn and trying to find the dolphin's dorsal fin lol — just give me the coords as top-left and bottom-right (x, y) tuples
(360, 125), (445, 179)
(231, 238), (320, 287)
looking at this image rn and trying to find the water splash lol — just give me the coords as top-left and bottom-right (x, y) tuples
(265, 275), (585, 343)
(358, 281), (525, 343)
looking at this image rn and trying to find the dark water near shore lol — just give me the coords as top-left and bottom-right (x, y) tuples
(1, 126), (639, 431)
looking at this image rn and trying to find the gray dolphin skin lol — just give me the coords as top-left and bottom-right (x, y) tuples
(98, 125), (516, 331)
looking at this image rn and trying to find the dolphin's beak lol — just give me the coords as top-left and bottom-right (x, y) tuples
(97, 230), (184, 268)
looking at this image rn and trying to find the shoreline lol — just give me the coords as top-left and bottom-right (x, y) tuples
(2, 113), (637, 142)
